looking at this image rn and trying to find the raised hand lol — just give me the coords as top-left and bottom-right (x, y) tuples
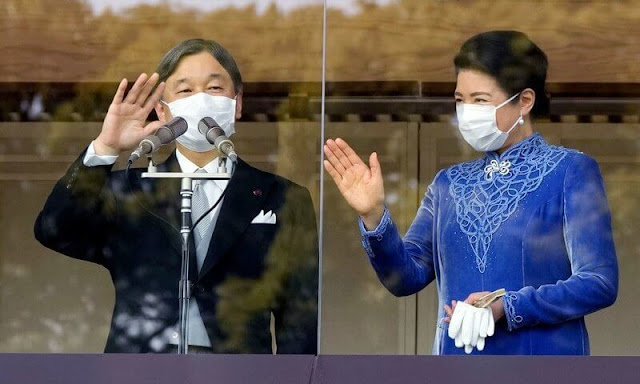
(94, 73), (166, 155)
(323, 138), (385, 229)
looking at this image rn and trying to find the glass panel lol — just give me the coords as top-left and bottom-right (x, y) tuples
(0, 0), (323, 354)
(321, 0), (640, 355)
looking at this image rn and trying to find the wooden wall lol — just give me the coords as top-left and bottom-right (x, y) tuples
(1, 120), (638, 354)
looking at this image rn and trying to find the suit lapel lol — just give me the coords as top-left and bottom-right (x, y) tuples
(198, 158), (275, 280)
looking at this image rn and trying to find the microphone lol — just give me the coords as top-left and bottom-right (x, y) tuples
(128, 117), (187, 163)
(198, 117), (238, 162)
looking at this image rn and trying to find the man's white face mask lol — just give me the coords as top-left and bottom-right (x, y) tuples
(456, 93), (523, 152)
(162, 92), (236, 153)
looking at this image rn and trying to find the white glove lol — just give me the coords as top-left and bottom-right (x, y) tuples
(448, 301), (469, 339)
(448, 301), (495, 354)
(476, 307), (494, 352)
(448, 301), (474, 352)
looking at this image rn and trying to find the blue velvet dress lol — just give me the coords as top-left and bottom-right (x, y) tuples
(359, 133), (618, 355)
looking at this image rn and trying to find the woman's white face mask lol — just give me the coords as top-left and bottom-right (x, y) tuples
(162, 92), (236, 153)
(456, 93), (523, 152)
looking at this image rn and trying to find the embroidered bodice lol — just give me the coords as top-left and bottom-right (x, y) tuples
(445, 134), (568, 272)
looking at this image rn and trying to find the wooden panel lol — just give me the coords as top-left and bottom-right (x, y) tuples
(2, 118), (638, 354)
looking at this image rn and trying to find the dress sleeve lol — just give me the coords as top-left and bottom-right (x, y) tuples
(359, 172), (440, 297)
(503, 154), (619, 331)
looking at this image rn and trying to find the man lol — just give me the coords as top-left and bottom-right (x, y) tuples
(34, 39), (318, 354)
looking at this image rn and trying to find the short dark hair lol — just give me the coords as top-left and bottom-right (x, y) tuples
(454, 31), (549, 117)
(156, 38), (243, 94)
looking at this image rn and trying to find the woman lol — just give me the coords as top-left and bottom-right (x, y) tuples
(323, 30), (618, 355)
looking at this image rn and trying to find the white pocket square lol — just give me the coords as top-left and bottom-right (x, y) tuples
(251, 210), (276, 224)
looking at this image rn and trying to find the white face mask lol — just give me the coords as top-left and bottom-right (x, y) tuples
(456, 93), (523, 152)
(162, 92), (237, 153)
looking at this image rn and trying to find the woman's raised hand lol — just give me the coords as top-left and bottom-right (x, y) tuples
(323, 138), (385, 229)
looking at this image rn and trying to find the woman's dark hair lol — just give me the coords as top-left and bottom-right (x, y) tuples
(454, 31), (549, 117)
(156, 38), (243, 94)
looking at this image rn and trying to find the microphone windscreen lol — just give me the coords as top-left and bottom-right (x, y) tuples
(156, 117), (187, 144)
(198, 116), (220, 135)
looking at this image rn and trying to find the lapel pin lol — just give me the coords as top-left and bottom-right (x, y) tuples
(253, 188), (262, 197)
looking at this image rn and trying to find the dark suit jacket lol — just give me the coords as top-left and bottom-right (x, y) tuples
(34, 151), (318, 354)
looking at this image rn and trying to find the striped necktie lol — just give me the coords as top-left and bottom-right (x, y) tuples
(191, 168), (211, 248)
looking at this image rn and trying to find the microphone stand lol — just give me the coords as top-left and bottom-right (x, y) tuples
(178, 176), (193, 355)
(142, 159), (231, 355)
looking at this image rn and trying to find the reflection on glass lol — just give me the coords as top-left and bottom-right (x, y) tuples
(320, 0), (640, 357)
(1, 0), (321, 354)
(326, 31), (618, 355)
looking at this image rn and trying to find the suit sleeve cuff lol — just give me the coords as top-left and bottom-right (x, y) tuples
(83, 141), (118, 166)
(358, 207), (391, 258)
(503, 292), (524, 331)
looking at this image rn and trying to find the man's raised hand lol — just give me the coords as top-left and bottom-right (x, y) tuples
(95, 73), (166, 155)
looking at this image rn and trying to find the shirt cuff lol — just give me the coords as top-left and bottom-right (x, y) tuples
(83, 141), (118, 167)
